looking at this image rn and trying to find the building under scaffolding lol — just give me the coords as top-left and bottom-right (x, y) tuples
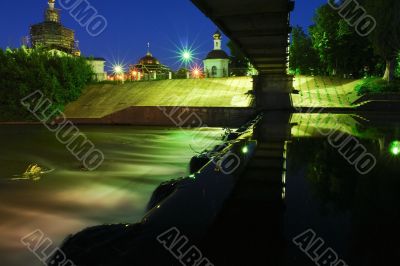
(129, 46), (171, 81)
(30, 0), (80, 55)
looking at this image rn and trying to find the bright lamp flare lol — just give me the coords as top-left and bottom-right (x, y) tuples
(242, 146), (249, 154)
(181, 50), (193, 63)
(169, 37), (201, 68)
(113, 65), (124, 74)
(389, 141), (400, 156)
(175, 44), (198, 66)
(191, 66), (203, 78)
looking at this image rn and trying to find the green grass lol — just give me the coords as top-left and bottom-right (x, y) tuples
(355, 78), (400, 95)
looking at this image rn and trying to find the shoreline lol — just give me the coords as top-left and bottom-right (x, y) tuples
(3, 95), (400, 126)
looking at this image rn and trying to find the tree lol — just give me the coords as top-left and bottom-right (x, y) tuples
(174, 68), (189, 79)
(362, 0), (400, 81)
(289, 26), (320, 75)
(227, 41), (250, 76)
(335, 19), (380, 77)
(309, 5), (341, 75)
(0, 47), (93, 121)
(309, 4), (379, 77)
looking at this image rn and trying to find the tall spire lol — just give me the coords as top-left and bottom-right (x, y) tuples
(147, 42), (152, 56)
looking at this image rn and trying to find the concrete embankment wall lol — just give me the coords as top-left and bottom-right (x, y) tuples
(64, 77), (254, 119)
(69, 106), (256, 128)
(64, 77), (255, 127)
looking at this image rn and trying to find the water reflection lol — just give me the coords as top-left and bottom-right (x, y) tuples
(287, 113), (400, 266)
(200, 112), (400, 266)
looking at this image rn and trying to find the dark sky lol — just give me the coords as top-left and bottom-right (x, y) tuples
(0, 0), (326, 71)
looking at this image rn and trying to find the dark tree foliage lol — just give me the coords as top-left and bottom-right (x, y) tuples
(0, 47), (94, 121)
(362, 0), (400, 81)
(308, 4), (380, 78)
(227, 41), (250, 76)
(289, 26), (320, 75)
(174, 68), (189, 79)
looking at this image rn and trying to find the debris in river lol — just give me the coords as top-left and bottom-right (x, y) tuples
(12, 164), (54, 181)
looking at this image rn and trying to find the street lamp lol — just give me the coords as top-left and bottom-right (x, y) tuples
(180, 49), (193, 65)
(113, 64), (125, 84)
(183, 51), (191, 60)
(390, 141), (400, 156)
(191, 66), (202, 78)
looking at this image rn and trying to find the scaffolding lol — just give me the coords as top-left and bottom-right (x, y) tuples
(129, 63), (171, 81)
(30, 22), (76, 53)
(29, 2), (79, 55)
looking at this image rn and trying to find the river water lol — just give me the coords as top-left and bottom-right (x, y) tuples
(0, 125), (224, 266)
(1, 114), (400, 266)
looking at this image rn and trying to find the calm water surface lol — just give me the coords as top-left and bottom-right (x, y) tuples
(285, 114), (400, 265)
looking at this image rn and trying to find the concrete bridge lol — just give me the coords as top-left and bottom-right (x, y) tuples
(191, 0), (295, 110)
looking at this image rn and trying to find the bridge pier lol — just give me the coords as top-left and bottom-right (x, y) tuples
(254, 75), (294, 110)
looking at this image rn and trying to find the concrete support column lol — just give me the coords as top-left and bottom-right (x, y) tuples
(254, 112), (292, 142)
(253, 75), (294, 110)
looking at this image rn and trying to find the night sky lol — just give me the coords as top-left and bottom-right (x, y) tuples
(0, 0), (326, 71)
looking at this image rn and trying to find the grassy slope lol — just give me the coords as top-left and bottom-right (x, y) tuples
(292, 75), (361, 108)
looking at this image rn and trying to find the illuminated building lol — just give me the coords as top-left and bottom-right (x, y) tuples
(86, 58), (107, 81)
(30, 0), (80, 56)
(203, 31), (230, 78)
(129, 44), (171, 81)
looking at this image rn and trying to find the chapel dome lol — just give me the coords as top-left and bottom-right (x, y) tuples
(139, 52), (160, 65)
(205, 50), (229, 60)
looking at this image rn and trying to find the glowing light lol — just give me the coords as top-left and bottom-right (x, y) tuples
(181, 50), (193, 64)
(242, 146), (249, 154)
(191, 66), (203, 78)
(107, 56), (128, 77)
(169, 38), (201, 68)
(113, 65), (124, 74)
(110, 62), (127, 83)
(390, 141), (400, 156)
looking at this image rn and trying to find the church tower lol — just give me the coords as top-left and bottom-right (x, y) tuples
(213, 31), (222, 50)
(203, 30), (230, 78)
(30, 0), (79, 55)
(45, 0), (60, 23)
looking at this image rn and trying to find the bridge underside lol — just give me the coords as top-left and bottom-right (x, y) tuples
(191, 0), (295, 110)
